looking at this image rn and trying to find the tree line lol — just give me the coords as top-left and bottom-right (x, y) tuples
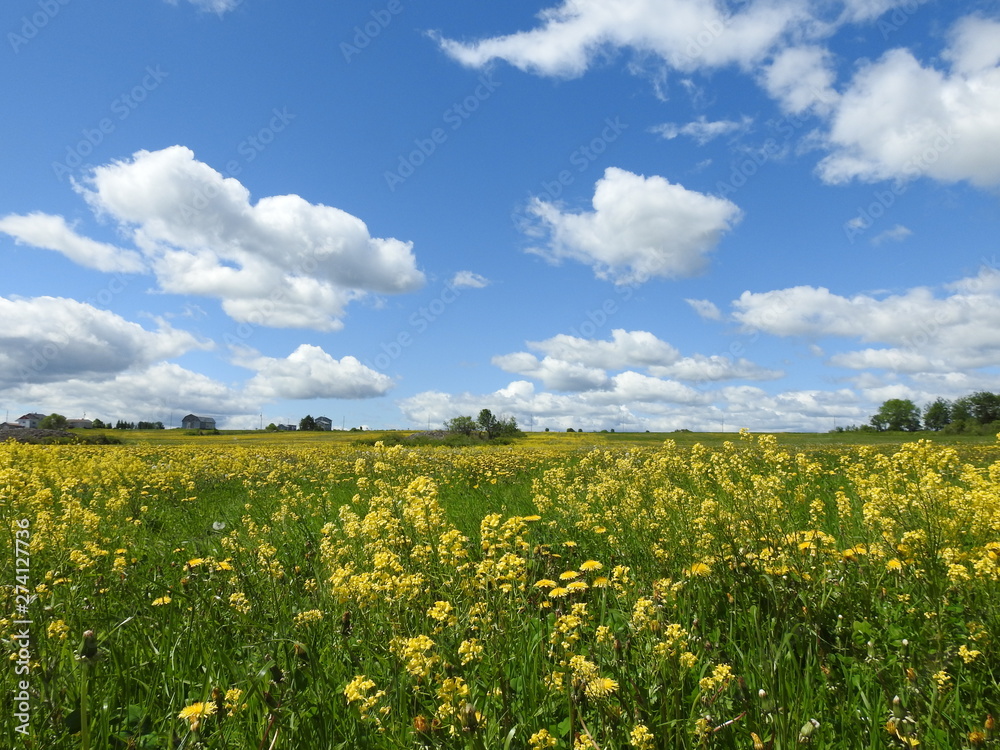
(839, 391), (1000, 434)
(444, 409), (523, 440)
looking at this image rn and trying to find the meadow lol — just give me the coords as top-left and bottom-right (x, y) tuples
(2, 430), (998, 748)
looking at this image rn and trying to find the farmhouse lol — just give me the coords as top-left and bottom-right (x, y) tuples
(181, 414), (217, 430)
(67, 418), (93, 429)
(315, 416), (333, 431)
(16, 413), (46, 429)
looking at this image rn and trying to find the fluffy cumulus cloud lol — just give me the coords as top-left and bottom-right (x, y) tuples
(648, 355), (783, 382)
(760, 45), (838, 115)
(33, 146), (425, 331)
(731, 270), (1000, 373)
(818, 15), (1000, 186)
(463, 328), (790, 429)
(0, 213), (145, 273)
(241, 344), (394, 400)
(398, 377), (861, 433)
(528, 329), (680, 369)
(7, 363), (256, 424)
(439, 5), (1000, 190)
(434, 0), (811, 77)
(525, 167), (741, 284)
(0, 296), (209, 387)
(491, 353), (610, 391)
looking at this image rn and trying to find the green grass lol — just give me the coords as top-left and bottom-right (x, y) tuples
(2, 435), (998, 748)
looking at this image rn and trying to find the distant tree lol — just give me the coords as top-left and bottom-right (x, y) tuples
(299, 415), (317, 431)
(39, 413), (67, 430)
(496, 415), (523, 438)
(265, 423), (279, 432)
(870, 399), (921, 431)
(967, 391), (1000, 425)
(444, 415), (477, 436)
(951, 396), (973, 423)
(922, 398), (952, 431)
(91, 418), (106, 429)
(566, 427), (575, 433)
(477, 409), (500, 439)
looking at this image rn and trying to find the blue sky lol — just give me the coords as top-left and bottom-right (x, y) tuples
(2, 0), (999, 431)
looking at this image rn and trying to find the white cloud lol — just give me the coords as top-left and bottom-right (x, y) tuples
(686, 298), (723, 320)
(0, 296), (209, 387)
(434, 0), (810, 78)
(451, 270), (490, 289)
(177, 0), (241, 14)
(732, 276), (1000, 373)
(871, 224), (912, 245)
(528, 329), (680, 369)
(4, 361), (255, 424)
(240, 344), (394, 400)
(525, 167), (741, 284)
(68, 146), (424, 330)
(649, 355), (783, 382)
(818, 17), (1000, 187)
(398, 376), (866, 433)
(492, 353), (610, 391)
(760, 45), (838, 115)
(650, 115), (752, 144)
(943, 14), (1000, 75)
(837, 0), (930, 23)
(0, 212), (145, 273)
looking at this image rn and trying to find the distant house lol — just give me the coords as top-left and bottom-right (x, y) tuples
(16, 413), (45, 429)
(315, 416), (333, 431)
(181, 414), (217, 430)
(276, 424), (297, 431)
(0, 422), (24, 430)
(67, 418), (93, 429)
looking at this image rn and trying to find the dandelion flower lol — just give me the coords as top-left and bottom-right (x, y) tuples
(559, 570), (580, 580)
(178, 701), (216, 731)
(534, 579), (557, 589)
(584, 677), (618, 700)
(566, 580), (588, 592)
(549, 586), (570, 598)
(687, 562), (711, 577)
(152, 596), (171, 606)
(579, 560), (603, 572)
(592, 576), (611, 588)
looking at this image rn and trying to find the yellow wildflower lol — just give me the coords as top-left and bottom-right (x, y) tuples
(178, 701), (215, 731)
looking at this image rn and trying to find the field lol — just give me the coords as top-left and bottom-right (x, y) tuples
(2, 431), (999, 749)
